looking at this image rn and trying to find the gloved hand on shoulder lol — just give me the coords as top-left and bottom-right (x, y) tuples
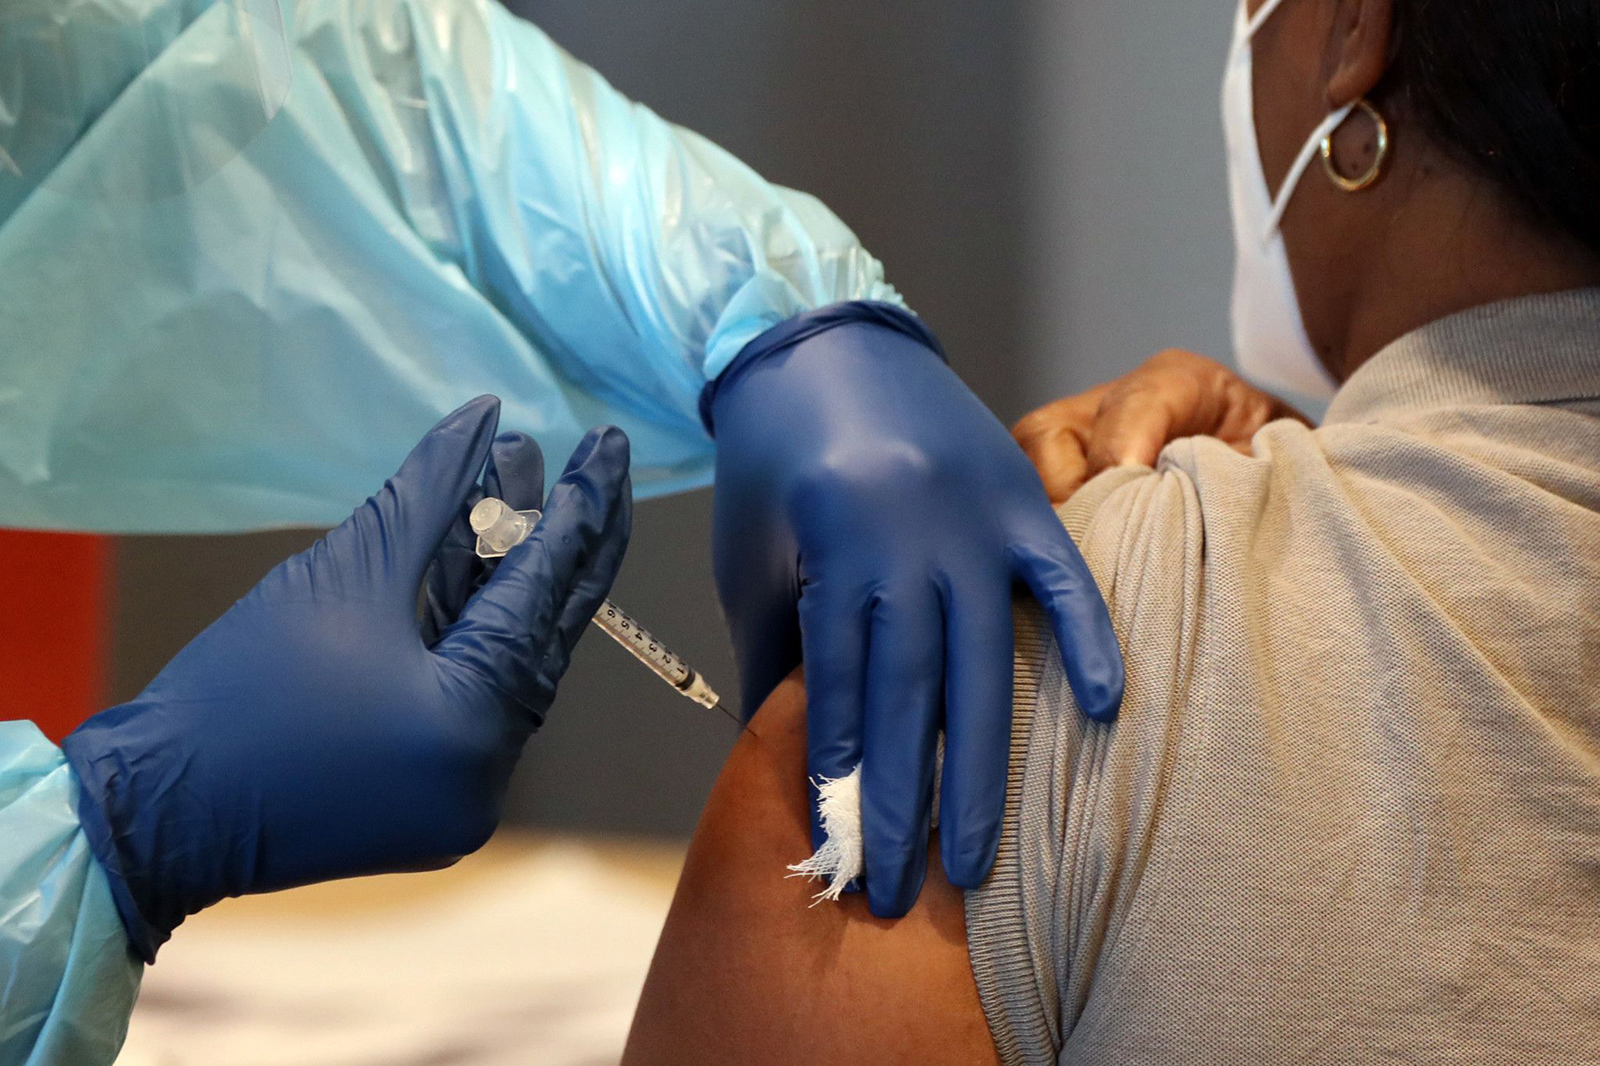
(705, 303), (1124, 919)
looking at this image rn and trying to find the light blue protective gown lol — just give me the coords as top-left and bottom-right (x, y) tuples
(0, 0), (899, 1059)
(0, 0), (901, 531)
(0, 724), (141, 1064)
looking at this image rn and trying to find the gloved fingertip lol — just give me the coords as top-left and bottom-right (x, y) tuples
(944, 834), (1001, 890)
(570, 423), (629, 463)
(1070, 661), (1125, 722)
(582, 425), (632, 471)
(1084, 701), (1121, 724)
(1031, 555), (1125, 724)
(867, 893), (909, 920)
(444, 394), (502, 433)
(461, 393), (502, 413)
(410, 397), (500, 485)
(866, 850), (926, 919)
(491, 431), (540, 463)
(864, 802), (932, 917)
(358, 397), (502, 581)
(486, 432), (545, 510)
(535, 431), (632, 543)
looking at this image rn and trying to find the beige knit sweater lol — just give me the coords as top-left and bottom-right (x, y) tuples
(968, 290), (1600, 1065)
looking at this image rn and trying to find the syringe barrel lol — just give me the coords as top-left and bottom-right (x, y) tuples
(591, 600), (693, 689)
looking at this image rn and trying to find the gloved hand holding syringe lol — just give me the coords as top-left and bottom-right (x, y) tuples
(470, 497), (738, 724)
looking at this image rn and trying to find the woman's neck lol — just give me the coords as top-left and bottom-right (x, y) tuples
(1327, 160), (1600, 382)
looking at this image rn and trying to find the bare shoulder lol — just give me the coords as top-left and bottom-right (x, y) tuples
(622, 672), (1000, 1065)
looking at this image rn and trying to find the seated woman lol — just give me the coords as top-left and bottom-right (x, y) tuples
(628, 0), (1600, 1061)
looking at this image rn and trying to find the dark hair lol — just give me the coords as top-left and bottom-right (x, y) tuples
(1376, 0), (1600, 254)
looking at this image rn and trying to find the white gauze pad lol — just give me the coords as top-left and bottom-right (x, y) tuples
(786, 739), (943, 904)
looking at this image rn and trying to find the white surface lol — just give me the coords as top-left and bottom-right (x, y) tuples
(116, 839), (680, 1066)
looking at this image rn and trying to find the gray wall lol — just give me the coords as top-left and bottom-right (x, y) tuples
(1021, 0), (1235, 400)
(111, 0), (1030, 839)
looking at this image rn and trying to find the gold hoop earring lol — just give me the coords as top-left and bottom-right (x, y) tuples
(1320, 99), (1389, 192)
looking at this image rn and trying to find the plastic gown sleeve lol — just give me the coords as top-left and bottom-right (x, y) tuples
(0, 723), (141, 1066)
(0, 0), (901, 532)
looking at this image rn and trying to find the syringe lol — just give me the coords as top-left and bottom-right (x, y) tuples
(468, 497), (737, 724)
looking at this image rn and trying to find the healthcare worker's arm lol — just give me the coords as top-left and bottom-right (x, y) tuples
(289, 0), (904, 466)
(0, 397), (630, 1064)
(0, 0), (897, 528)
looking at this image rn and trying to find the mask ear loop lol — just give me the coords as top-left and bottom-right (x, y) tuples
(1245, 0), (1293, 36)
(1321, 99), (1390, 192)
(1261, 102), (1357, 241)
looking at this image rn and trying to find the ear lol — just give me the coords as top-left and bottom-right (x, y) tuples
(1324, 0), (1393, 106)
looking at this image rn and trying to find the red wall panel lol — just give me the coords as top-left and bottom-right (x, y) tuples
(0, 532), (112, 743)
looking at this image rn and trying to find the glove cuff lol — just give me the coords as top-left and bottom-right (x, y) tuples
(61, 717), (179, 963)
(699, 301), (947, 435)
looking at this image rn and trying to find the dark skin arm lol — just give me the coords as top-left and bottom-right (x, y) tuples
(622, 671), (1000, 1066)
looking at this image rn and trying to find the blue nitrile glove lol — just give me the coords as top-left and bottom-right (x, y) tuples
(61, 396), (632, 961)
(705, 302), (1124, 919)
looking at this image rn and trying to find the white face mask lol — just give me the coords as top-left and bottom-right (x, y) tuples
(1222, 0), (1352, 400)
